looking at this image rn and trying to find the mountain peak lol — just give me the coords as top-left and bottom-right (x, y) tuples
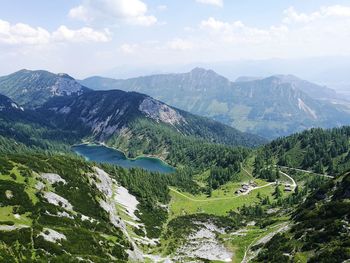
(17, 69), (30, 73)
(57, 73), (75, 80)
(0, 69), (88, 108)
(191, 67), (209, 73)
(190, 67), (218, 76)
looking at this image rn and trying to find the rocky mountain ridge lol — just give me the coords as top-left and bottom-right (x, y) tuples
(80, 68), (350, 139)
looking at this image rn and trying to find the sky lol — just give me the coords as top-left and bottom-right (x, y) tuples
(1, 0), (350, 78)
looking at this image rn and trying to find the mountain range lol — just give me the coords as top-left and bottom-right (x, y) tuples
(80, 68), (350, 139)
(0, 69), (265, 159)
(0, 68), (349, 262)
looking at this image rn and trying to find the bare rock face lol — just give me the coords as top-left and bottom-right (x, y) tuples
(175, 221), (233, 262)
(50, 75), (85, 96)
(139, 97), (185, 126)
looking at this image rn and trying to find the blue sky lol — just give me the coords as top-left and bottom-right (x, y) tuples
(1, 0), (350, 77)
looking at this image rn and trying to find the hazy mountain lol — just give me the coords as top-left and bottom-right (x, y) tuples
(0, 69), (88, 108)
(235, 76), (263, 82)
(270, 74), (338, 100)
(98, 56), (350, 96)
(81, 68), (350, 139)
(236, 74), (338, 100)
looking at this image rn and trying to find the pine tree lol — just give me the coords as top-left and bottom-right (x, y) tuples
(257, 191), (262, 199)
(274, 185), (282, 199)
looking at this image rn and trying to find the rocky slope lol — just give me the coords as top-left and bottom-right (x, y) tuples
(81, 68), (350, 139)
(38, 89), (266, 149)
(0, 154), (140, 262)
(0, 69), (88, 108)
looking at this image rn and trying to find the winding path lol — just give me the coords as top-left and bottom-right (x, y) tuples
(169, 182), (274, 202)
(241, 167), (254, 178)
(278, 165), (334, 179)
(279, 171), (296, 189)
(241, 222), (289, 263)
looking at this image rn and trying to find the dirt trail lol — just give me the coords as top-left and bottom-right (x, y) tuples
(169, 182), (273, 202)
(241, 222), (289, 263)
(278, 165), (334, 178)
(279, 171), (296, 188)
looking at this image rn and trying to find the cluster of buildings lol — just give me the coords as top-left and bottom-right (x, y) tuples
(284, 184), (292, 192)
(235, 181), (258, 195)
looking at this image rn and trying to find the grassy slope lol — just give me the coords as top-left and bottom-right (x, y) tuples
(169, 184), (275, 217)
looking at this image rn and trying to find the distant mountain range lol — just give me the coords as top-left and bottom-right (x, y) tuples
(80, 68), (350, 139)
(235, 74), (338, 100)
(0, 69), (265, 158)
(0, 69), (349, 263)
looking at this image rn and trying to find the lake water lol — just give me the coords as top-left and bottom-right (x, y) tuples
(72, 144), (175, 174)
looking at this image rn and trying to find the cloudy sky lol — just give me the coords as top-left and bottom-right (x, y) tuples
(1, 0), (350, 78)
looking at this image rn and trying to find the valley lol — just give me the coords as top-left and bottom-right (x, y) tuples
(0, 69), (349, 262)
(2, 1), (350, 262)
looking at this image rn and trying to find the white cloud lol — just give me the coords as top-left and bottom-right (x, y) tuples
(197, 6), (350, 59)
(120, 43), (138, 54)
(69, 0), (157, 26)
(0, 19), (111, 45)
(322, 5), (350, 17)
(52, 26), (111, 43)
(3, 4), (350, 76)
(283, 5), (350, 24)
(200, 17), (236, 31)
(196, 0), (223, 7)
(127, 15), (157, 26)
(157, 5), (167, 11)
(167, 38), (193, 51)
(200, 17), (276, 44)
(0, 19), (50, 45)
(68, 5), (90, 22)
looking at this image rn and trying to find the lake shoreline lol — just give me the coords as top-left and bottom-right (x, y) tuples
(73, 141), (170, 163)
(72, 142), (175, 173)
